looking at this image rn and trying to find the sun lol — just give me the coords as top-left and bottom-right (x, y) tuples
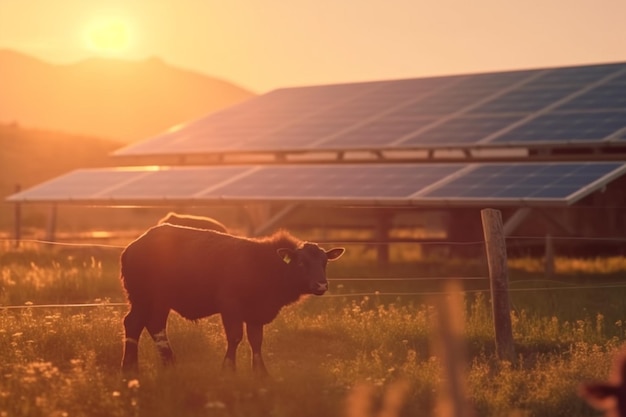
(84, 18), (132, 55)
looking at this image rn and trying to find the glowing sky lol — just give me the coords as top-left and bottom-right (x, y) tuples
(1, 0), (625, 93)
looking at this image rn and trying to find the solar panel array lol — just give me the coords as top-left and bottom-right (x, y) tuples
(114, 62), (626, 157)
(8, 162), (625, 207)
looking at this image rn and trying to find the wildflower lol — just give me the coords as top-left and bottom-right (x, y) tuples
(127, 379), (140, 389)
(205, 401), (226, 409)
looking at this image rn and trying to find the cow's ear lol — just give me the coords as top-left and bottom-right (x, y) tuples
(325, 247), (345, 261)
(277, 248), (296, 264)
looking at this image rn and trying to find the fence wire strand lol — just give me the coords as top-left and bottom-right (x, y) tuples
(4, 281), (626, 310)
(2, 234), (626, 248)
(1, 236), (625, 310)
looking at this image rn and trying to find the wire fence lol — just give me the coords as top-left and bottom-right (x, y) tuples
(3, 234), (626, 248)
(1, 236), (625, 311)
(4, 281), (626, 311)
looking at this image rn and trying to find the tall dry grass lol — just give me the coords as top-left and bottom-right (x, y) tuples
(1, 243), (626, 416)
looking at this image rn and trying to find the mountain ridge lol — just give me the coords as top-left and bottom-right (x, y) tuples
(0, 49), (256, 143)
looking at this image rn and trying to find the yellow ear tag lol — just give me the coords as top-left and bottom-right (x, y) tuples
(283, 254), (292, 264)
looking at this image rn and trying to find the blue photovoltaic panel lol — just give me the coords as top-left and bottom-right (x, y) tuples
(491, 111), (626, 143)
(104, 61), (626, 157)
(469, 84), (582, 114)
(455, 70), (536, 88)
(611, 72), (626, 84)
(420, 163), (624, 200)
(387, 79), (510, 117)
(324, 114), (436, 147)
(7, 163), (626, 207)
(521, 63), (624, 88)
(555, 83), (626, 111)
(251, 77), (455, 149)
(118, 82), (382, 154)
(198, 164), (463, 199)
(399, 115), (525, 145)
(244, 118), (348, 149)
(6, 169), (149, 201)
(97, 166), (251, 199)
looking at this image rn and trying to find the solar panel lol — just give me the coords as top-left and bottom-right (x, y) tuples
(8, 169), (151, 200)
(321, 114), (436, 148)
(97, 166), (252, 199)
(491, 111), (626, 143)
(555, 83), (626, 111)
(7, 162), (625, 207)
(468, 84), (582, 114)
(522, 63), (624, 87)
(112, 62), (626, 157)
(197, 164), (462, 200)
(397, 114), (526, 146)
(418, 163), (624, 202)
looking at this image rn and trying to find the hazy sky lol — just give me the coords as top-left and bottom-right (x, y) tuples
(1, 0), (625, 93)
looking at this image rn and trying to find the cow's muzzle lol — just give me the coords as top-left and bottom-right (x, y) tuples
(311, 282), (328, 295)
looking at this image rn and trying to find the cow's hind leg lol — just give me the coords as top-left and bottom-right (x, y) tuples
(221, 313), (243, 373)
(122, 304), (147, 374)
(246, 322), (269, 378)
(146, 308), (174, 366)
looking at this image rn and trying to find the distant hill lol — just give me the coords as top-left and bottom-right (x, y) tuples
(0, 123), (125, 230)
(0, 124), (122, 197)
(0, 49), (255, 143)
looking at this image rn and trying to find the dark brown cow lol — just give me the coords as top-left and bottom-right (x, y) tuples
(120, 223), (344, 376)
(158, 212), (228, 233)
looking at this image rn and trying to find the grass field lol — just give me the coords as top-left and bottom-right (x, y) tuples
(1, 241), (625, 417)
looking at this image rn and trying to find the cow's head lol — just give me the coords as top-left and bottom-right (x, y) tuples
(277, 243), (345, 295)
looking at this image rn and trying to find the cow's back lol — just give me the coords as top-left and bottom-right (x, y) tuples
(122, 225), (219, 300)
(158, 212), (228, 233)
(120, 224), (260, 319)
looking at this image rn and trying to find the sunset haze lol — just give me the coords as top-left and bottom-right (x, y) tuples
(2, 0), (625, 93)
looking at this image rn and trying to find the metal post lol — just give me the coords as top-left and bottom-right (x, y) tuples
(375, 213), (391, 265)
(544, 234), (554, 279)
(45, 204), (58, 243)
(14, 184), (21, 248)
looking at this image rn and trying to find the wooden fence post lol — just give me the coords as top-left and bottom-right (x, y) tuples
(480, 208), (515, 362)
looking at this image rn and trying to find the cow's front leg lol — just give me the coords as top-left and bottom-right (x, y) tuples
(221, 313), (243, 373)
(122, 305), (146, 374)
(246, 322), (268, 378)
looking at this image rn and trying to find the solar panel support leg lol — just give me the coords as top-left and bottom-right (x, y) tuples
(534, 208), (575, 236)
(544, 234), (555, 279)
(45, 204), (58, 243)
(502, 208), (532, 236)
(375, 212), (392, 265)
(13, 184), (21, 248)
(252, 204), (300, 237)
